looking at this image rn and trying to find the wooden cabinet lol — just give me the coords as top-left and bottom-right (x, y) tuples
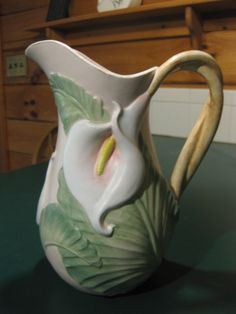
(1, 0), (236, 171)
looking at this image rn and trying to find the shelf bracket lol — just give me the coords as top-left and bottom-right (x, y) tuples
(185, 6), (203, 50)
(46, 27), (65, 41)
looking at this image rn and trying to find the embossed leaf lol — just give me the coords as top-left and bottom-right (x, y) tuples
(49, 74), (110, 133)
(40, 203), (103, 268)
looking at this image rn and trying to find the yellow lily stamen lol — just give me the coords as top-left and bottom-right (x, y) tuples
(95, 135), (116, 176)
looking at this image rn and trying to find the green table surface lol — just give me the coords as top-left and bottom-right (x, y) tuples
(0, 136), (236, 314)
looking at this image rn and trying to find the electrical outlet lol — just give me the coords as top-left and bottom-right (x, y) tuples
(6, 55), (27, 77)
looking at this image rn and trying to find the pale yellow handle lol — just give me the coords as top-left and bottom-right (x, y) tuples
(148, 51), (223, 199)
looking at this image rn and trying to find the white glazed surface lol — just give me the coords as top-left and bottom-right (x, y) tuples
(97, 0), (142, 12)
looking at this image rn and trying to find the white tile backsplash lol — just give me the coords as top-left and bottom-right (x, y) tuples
(150, 101), (189, 137)
(153, 88), (190, 103)
(224, 90), (235, 106)
(214, 105), (231, 143)
(232, 92), (236, 107)
(150, 87), (236, 144)
(189, 88), (209, 103)
(230, 106), (236, 143)
(189, 102), (202, 131)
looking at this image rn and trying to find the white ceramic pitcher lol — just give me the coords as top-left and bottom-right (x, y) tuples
(26, 40), (223, 296)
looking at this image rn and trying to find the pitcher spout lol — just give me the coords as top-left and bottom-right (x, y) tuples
(25, 40), (157, 108)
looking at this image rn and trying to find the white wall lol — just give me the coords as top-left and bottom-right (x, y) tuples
(150, 88), (236, 144)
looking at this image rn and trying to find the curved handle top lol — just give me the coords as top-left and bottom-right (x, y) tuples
(147, 51), (223, 199)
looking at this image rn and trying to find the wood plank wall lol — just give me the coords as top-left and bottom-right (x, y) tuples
(0, 0), (57, 170)
(0, 24), (9, 171)
(1, 0), (236, 170)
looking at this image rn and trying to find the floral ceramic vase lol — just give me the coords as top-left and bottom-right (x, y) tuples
(26, 40), (223, 296)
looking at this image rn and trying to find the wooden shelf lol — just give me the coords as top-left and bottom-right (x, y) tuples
(24, 0), (236, 88)
(29, 0), (236, 34)
(26, 0), (236, 51)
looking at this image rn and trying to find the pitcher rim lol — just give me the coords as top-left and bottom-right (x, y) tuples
(25, 40), (158, 79)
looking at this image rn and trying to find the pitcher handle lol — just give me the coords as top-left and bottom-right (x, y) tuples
(147, 51), (223, 199)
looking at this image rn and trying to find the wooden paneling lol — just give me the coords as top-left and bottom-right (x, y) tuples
(9, 152), (32, 170)
(204, 16), (236, 32)
(0, 0), (56, 170)
(204, 30), (236, 85)
(7, 120), (56, 154)
(79, 37), (191, 73)
(0, 0), (49, 15)
(1, 7), (48, 46)
(5, 85), (56, 121)
(65, 20), (189, 47)
(3, 38), (40, 52)
(0, 26), (9, 171)
(69, 0), (98, 15)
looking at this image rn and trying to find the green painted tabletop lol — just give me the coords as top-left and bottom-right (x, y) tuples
(0, 136), (236, 314)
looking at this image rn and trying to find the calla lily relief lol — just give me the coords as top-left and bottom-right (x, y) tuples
(26, 40), (223, 296)
(64, 100), (147, 236)
(50, 74), (150, 236)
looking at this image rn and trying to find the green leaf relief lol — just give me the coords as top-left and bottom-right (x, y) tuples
(49, 74), (110, 133)
(39, 139), (178, 295)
